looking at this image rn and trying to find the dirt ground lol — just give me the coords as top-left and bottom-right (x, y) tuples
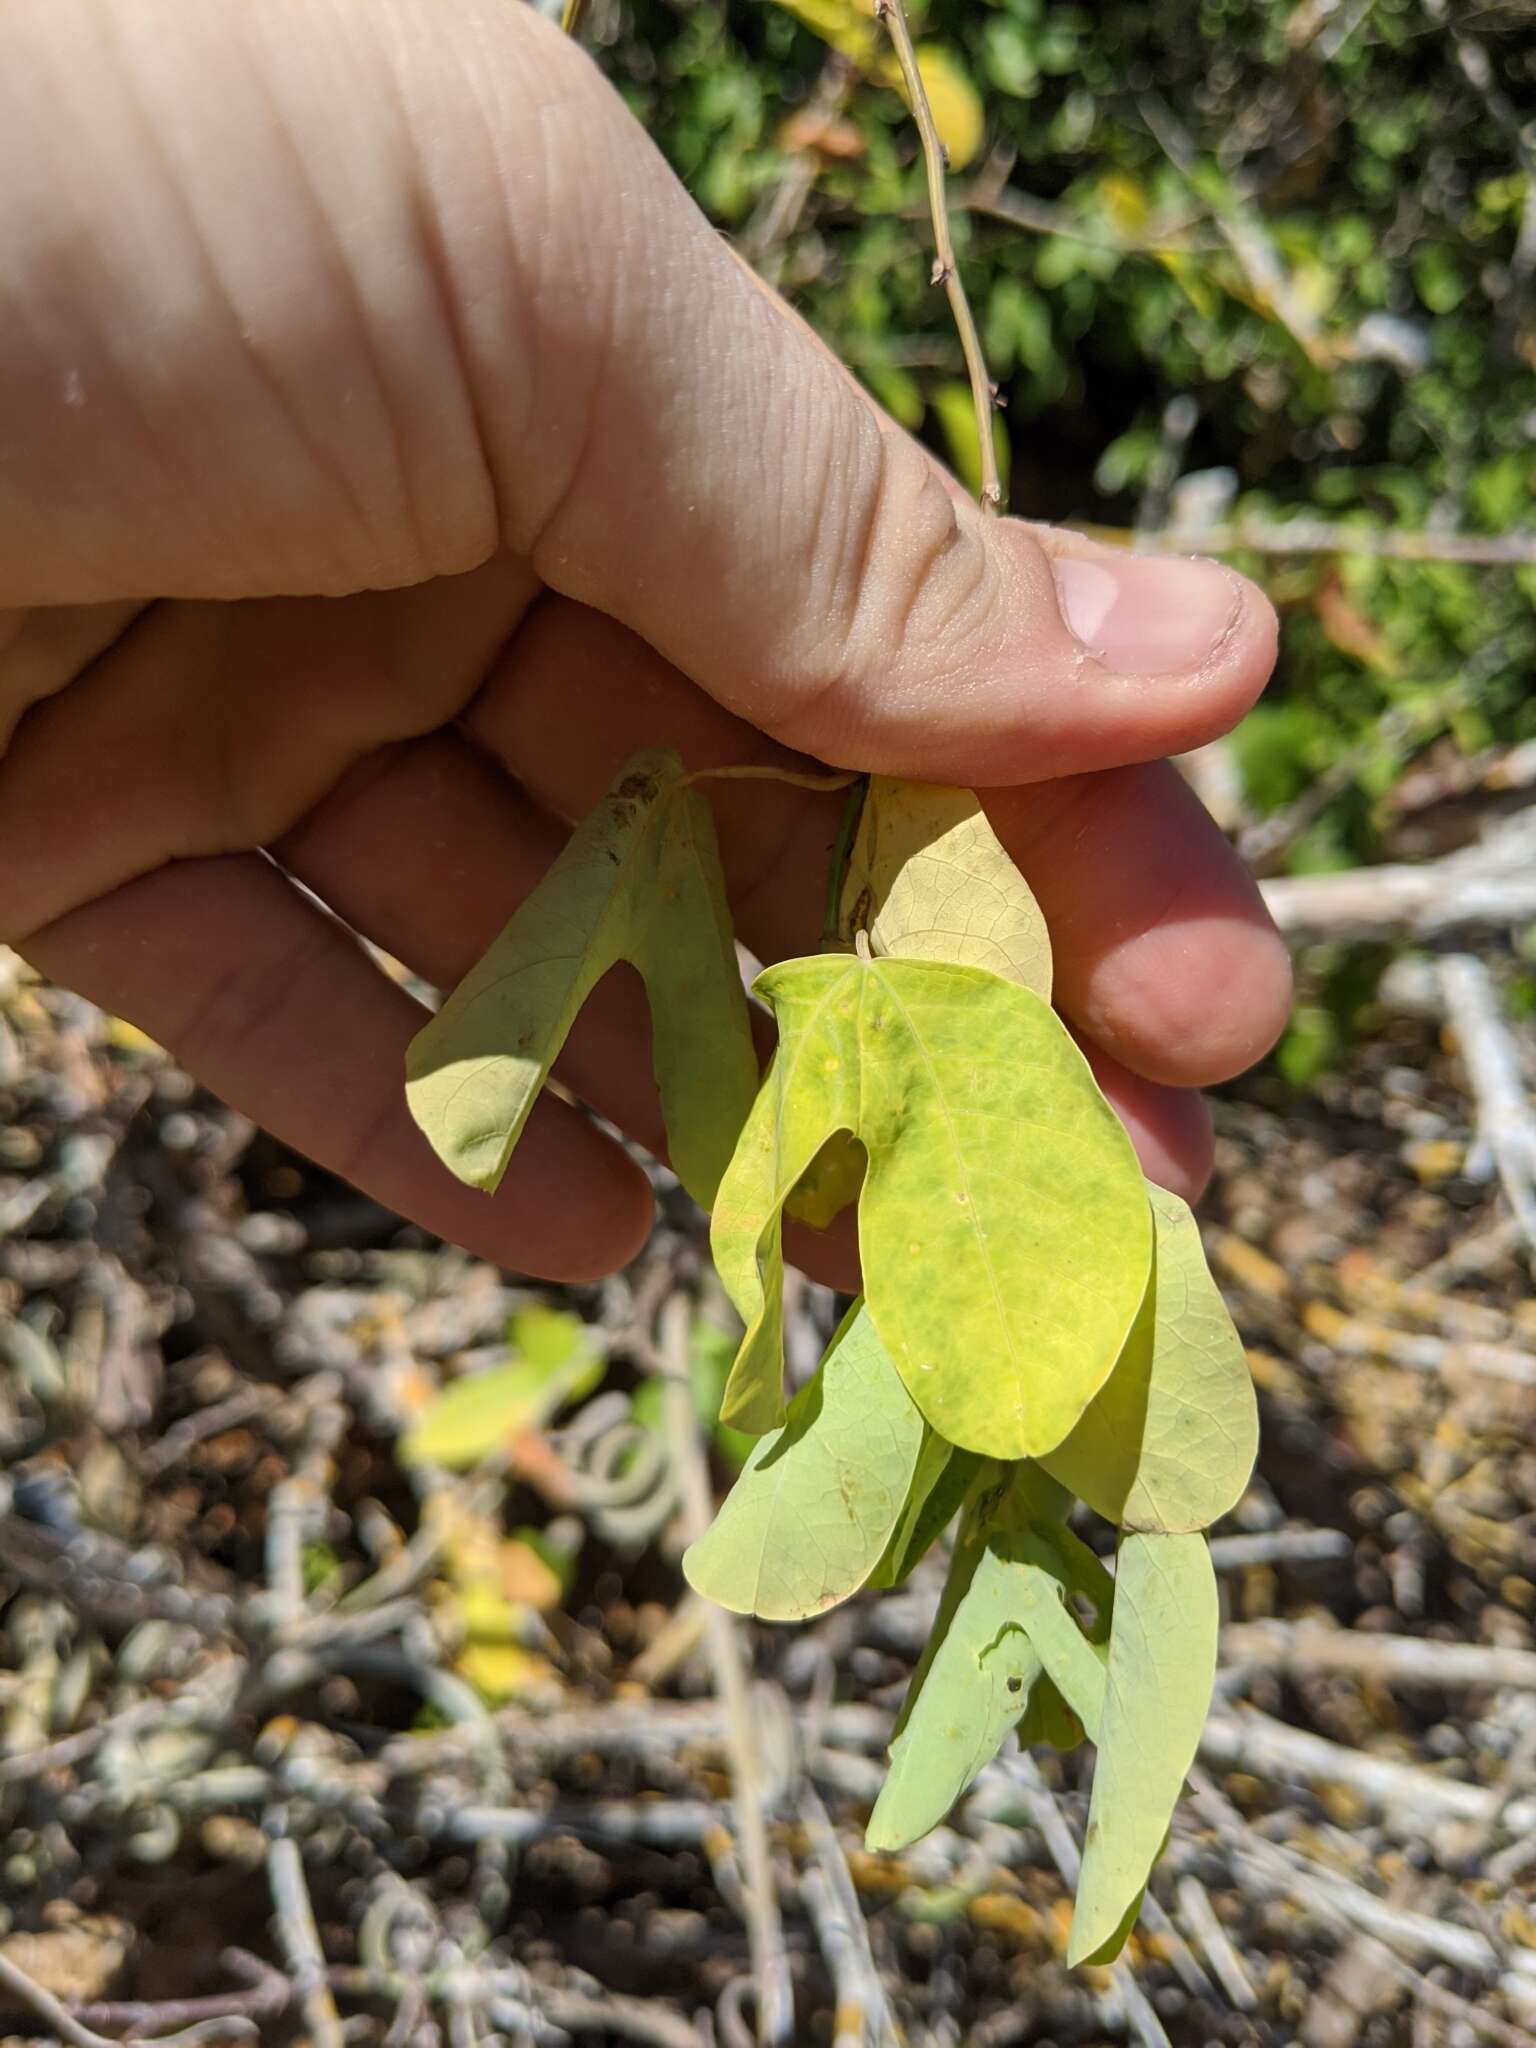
(3, 940), (1536, 2048)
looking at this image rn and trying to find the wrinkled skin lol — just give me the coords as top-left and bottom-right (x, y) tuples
(0, 0), (1290, 1282)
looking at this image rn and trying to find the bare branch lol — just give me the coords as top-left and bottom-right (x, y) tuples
(875, 0), (1002, 512)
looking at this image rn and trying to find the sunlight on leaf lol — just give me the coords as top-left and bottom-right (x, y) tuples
(712, 954), (1150, 1452)
(1068, 1531), (1218, 1964)
(683, 1300), (924, 1620)
(406, 749), (756, 1208)
(838, 777), (1051, 998)
(1040, 1186), (1258, 1532)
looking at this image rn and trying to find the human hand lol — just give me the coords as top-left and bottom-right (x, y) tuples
(0, 0), (1290, 1282)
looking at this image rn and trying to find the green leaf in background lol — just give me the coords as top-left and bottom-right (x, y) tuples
(712, 953), (1150, 1452)
(1040, 1186), (1258, 1532)
(405, 749), (756, 1209)
(867, 1462), (1084, 1850)
(1068, 1531), (1219, 1965)
(683, 1300), (924, 1620)
(402, 1309), (605, 1469)
(837, 777), (1051, 999)
(764, 0), (984, 167)
(630, 1315), (755, 1471)
(868, 1433), (980, 1589)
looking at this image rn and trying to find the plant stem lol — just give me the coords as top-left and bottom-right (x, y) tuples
(875, 0), (1003, 514)
(821, 776), (868, 949)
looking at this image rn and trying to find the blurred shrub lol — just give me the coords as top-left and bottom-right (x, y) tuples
(591, 0), (1536, 859)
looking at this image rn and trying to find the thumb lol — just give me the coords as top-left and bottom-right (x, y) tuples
(474, 17), (1280, 785)
(0, 0), (1274, 785)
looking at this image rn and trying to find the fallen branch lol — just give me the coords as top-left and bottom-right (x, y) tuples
(1221, 1620), (1536, 1691)
(1199, 1705), (1536, 1835)
(661, 1292), (794, 2047)
(1260, 806), (1536, 942)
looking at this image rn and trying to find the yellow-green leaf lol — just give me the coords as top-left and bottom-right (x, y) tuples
(711, 953), (1150, 1453)
(402, 1317), (604, 1469)
(765, 0), (983, 167)
(405, 749), (756, 1209)
(838, 777), (1051, 999)
(1040, 1186), (1258, 1532)
(867, 1463), (1088, 1850)
(683, 1301), (924, 1620)
(901, 44), (985, 170)
(1068, 1532), (1218, 1964)
(785, 1130), (867, 1229)
(866, 1469), (1043, 1851)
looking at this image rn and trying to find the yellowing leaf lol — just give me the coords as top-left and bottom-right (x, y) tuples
(402, 1316), (604, 1469)
(838, 777), (1051, 999)
(456, 1639), (552, 1706)
(786, 1130), (867, 1229)
(711, 954), (1150, 1455)
(770, 0), (878, 65)
(1068, 1532), (1218, 1965)
(406, 749), (756, 1209)
(886, 45), (986, 170)
(765, 0), (982, 166)
(1040, 1186), (1258, 1532)
(683, 1301), (924, 1620)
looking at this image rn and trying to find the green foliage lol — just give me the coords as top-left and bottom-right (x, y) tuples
(683, 1300), (925, 1619)
(402, 1307), (605, 1469)
(602, 0), (1536, 865)
(1040, 1184), (1259, 1533)
(405, 750), (756, 1208)
(710, 951), (1150, 1453)
(1069, 1530), (1219, 1963)
(630, 1316), (756, 1471)
(405, 744), (1254, 1954)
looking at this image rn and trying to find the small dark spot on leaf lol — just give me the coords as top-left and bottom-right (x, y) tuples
(1006, 1675), (1023, 1693)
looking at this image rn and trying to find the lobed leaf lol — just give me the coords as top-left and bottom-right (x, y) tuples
(712, 953), (1150, 1454)
(405, 749), (757, 1209)
(866, 1468), (1042, 1852)
(838, 777), (1051, 999)
(1068, 1531), (1219, 1965)
(682, 1301), (924, 1621)
(1040, 1185), (1258, 1532)
(867, 1463), (1097, 1850)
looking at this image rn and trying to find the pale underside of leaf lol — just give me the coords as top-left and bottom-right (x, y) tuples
(405, 749), (757, 1209)
(838, 777), (1052, 1000)
(868, 1432), (979, 1590)
(1068, 1531), (1219, 1965)
(866, 1473), (1049, 1853)
(1040, 1184), (1259, 1532)
(711, 953), (1150, 1454)
(682, 1301), (924, 1621)
(866, 1465), (1095, 1849)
